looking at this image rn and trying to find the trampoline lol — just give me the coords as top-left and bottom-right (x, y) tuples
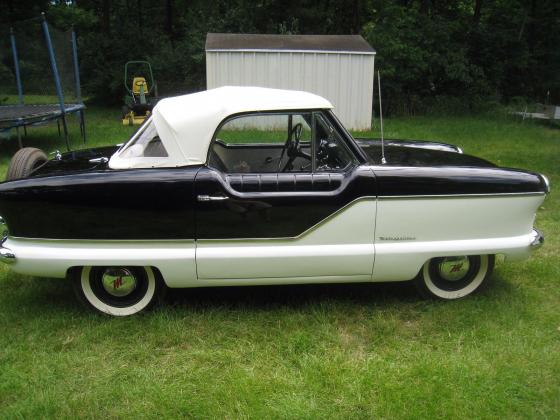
(1, 14), (86, 150)
(0, 104), (85, 149)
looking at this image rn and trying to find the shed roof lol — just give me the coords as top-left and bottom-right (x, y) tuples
(206, 33), (375, 55)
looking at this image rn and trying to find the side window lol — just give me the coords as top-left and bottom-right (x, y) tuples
(209, 113), (312, 173)
(314, 114), (355, 171)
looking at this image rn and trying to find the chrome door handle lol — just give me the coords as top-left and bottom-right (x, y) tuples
(197, 194), (229, 202)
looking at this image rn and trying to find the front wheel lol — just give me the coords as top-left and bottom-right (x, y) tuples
(414, 255), (495, 300)
(71, 266), (164, 316)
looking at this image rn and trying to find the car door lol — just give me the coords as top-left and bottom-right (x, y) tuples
(195, 110), (377, 282)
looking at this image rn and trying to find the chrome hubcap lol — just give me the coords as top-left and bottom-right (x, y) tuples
(101, 268), (137, 297)
(438, 256), (470, 281)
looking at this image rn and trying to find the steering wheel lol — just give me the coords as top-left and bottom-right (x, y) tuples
(316, 137), (346, 170)
(278, 123), (311, 172)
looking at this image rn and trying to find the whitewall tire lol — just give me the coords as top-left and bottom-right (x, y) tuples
(71, 266), (164, 316)
(414, 255), (495, 300)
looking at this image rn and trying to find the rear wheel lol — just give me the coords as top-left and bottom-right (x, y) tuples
(71, 266), (164, 316)
(6, 147), (48, 180)
(414, 255), (494, 300)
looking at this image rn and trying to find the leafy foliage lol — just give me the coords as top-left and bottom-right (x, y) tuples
(1, 0), (559, 114)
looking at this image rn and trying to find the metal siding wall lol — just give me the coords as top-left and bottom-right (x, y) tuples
(207, 51), (374, 130)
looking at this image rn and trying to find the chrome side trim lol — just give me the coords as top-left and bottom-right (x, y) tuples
(530, 229), (544, 249)
(377, 192), (545, 200)
(9, 237), (195, 243)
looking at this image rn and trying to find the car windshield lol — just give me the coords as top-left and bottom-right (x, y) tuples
(119, 119), (168, 158)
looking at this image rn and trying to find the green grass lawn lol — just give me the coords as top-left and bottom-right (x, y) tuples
(0, 106), (558, 418)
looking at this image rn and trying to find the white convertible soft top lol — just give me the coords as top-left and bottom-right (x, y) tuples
(109, 86), (333, 169)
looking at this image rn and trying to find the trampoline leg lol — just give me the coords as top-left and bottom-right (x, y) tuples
(80, 109), (86, 144)
(16, 127), (23, 149)
(61, 115), (70, 151)
(23, 126), (27, 137)
(57, 120), (61, 137)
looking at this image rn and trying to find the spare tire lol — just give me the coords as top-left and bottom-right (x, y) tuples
(6, 147), (48, 181)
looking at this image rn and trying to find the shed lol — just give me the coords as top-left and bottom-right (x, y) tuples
(205, 33), (376, 130)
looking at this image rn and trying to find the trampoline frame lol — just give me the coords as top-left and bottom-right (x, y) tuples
(1, 14), (86, 150)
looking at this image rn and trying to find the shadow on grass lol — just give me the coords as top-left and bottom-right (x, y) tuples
(4, 275), (419, 313)
(165, 281), (420, 310)
(1, 269), (521, 318)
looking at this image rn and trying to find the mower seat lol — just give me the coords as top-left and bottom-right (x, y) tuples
(132, 77), (149, 104)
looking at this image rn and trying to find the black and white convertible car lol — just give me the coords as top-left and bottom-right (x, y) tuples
(0, 87), (549, 316)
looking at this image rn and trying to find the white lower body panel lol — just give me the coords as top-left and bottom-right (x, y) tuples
(373, 194), (545, 281)
(2, 238), (196, 288)
(195, 199), (377, 280)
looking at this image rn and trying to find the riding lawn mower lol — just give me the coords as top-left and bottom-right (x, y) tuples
(121, 61), (158, 125)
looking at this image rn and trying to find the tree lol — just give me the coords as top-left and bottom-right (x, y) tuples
(2, 0), (558, 110)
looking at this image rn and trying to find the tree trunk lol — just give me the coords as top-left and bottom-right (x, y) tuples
(137, 0), (143, 30)
(8, 0), (14, 24)
(350, 0), (360, 34)
(527, 0), (537, 53)
(165, 0), (173, 35)
(518, 9), (527, 41)
(102, 0), (111, 34)
(473, 0), (483, 23)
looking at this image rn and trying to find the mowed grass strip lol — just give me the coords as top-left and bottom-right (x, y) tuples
(0, 105), (558, 418)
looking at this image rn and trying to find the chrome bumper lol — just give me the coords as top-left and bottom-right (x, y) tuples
(0, 245), (15, 264)
(0, 218), (15, 263)
(530, 229), (544, 249)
